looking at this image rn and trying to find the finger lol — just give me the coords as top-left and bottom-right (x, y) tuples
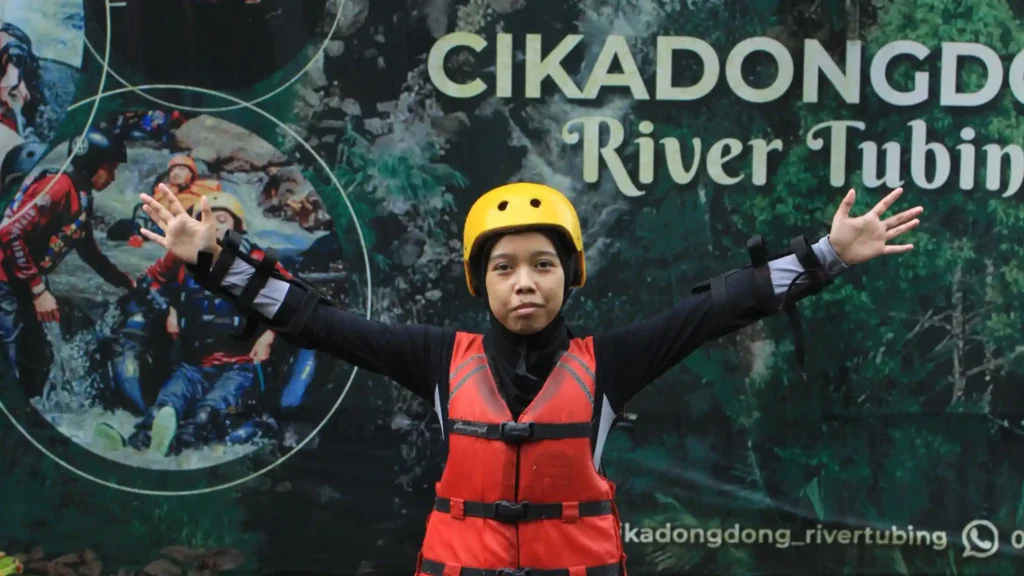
(885, 219), (919, 240)
(199, 195), (213, 223)
(139, 228), (169, 247)
(882, 244), (914, 255)
(871, 187), (904, 216)
(835, 189), (856, 218)
(156, 183), (187, 216)
(140, 204), (169, 230)
(139, 192), (174, 225)
(883, 206), (924, 229)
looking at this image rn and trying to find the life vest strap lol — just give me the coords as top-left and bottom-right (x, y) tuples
(448, 420), (591, 445)
(419, 558), (621, 576)
(434, 498), (612, 523)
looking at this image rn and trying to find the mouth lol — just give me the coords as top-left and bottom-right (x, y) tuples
(513, 303), (542, 311)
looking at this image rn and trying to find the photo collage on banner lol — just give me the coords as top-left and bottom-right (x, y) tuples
(0, 0), (351, 476)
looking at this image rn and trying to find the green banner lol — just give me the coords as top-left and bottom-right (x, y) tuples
(1, 0), (1024, 574)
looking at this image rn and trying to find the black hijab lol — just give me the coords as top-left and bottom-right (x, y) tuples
(475, 228), (577, 419)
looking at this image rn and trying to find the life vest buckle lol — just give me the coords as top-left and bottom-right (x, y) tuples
(492, 500), (529, 523)
(496, 569), (533, 576)
(499, 421), (534, 444)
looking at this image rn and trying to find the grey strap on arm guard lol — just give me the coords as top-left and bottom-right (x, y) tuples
(187, 230), (334, 343)
(778, 235), (832, 385)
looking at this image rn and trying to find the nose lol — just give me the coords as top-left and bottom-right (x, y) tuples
(513, 268), (537, 294)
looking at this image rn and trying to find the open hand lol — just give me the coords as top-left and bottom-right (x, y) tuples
(828, 187), (923, 266)
(138, 183), (218, 265)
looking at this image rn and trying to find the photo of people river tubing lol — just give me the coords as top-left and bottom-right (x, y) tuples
(0, 108), (349, 471)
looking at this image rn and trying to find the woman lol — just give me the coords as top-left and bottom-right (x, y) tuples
(137, 181), (922, 576)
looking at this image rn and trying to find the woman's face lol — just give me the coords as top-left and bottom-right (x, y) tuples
(484, 231), (565, 335)
(211, 209), (235, 238)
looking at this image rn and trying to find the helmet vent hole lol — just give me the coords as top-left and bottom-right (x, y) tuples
(530, 198), (541, 208)
(497, 201), (509, 211)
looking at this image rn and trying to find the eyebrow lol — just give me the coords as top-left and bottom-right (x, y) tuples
(489, 249), (559, 262)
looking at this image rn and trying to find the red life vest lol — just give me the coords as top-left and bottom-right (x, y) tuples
(416, 331), (627, 576)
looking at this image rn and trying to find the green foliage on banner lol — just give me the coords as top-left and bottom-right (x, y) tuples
(590, 0), (1024, 573)
(303, 118), (467, 271)
(0, 417), (261, 571)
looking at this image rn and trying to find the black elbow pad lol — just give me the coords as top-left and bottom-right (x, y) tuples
(187, 230), (334, 342)
(689, 235), (777, 324)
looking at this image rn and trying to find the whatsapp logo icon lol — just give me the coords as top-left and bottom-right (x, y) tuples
(962, 520), (999, 559)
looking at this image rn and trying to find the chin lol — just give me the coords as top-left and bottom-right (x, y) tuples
(505, 318), (547, 335)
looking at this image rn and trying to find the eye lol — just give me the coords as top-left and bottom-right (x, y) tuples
(493, 263), (512, 272)
(537, 260), (556, 269)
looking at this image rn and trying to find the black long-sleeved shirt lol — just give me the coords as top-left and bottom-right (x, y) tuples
(215, 236), (847, 466)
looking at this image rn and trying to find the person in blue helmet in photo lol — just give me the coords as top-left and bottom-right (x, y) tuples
(135, 180), (921, 575)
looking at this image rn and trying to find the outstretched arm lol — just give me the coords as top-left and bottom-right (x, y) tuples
(191, 234), (454, 402)
(596, 187), (922, 407)
(135, 187), (455, 402)
(595, 236), (844, 407)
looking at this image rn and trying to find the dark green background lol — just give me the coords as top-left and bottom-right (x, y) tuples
(4, 0), (1024, 574)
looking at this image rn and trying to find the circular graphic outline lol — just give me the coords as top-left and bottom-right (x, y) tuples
(30, 0), (112, 218)
(0, 82), (373, 496)
(80, 0), (345, 113)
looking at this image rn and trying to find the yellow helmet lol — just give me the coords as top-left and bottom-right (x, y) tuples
(462, 182), (585, 296)
(203, 191), (247, 232)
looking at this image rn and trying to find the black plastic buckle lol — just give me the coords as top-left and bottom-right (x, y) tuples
(747, 234), (768, 268)
(496, 569), (532, 576)
(499, 422), (534, 444)
(493, 500), (529, 523)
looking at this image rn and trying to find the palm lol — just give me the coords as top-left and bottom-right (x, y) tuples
(137, 184), (218, 265)
(165, 213), (215, 263)
(827, 187), (923, 266)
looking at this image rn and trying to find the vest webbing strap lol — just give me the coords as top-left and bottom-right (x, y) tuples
(447, 419), (591, 445)
(419, 558), (621, 576)
(434, 498), (613, 523)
